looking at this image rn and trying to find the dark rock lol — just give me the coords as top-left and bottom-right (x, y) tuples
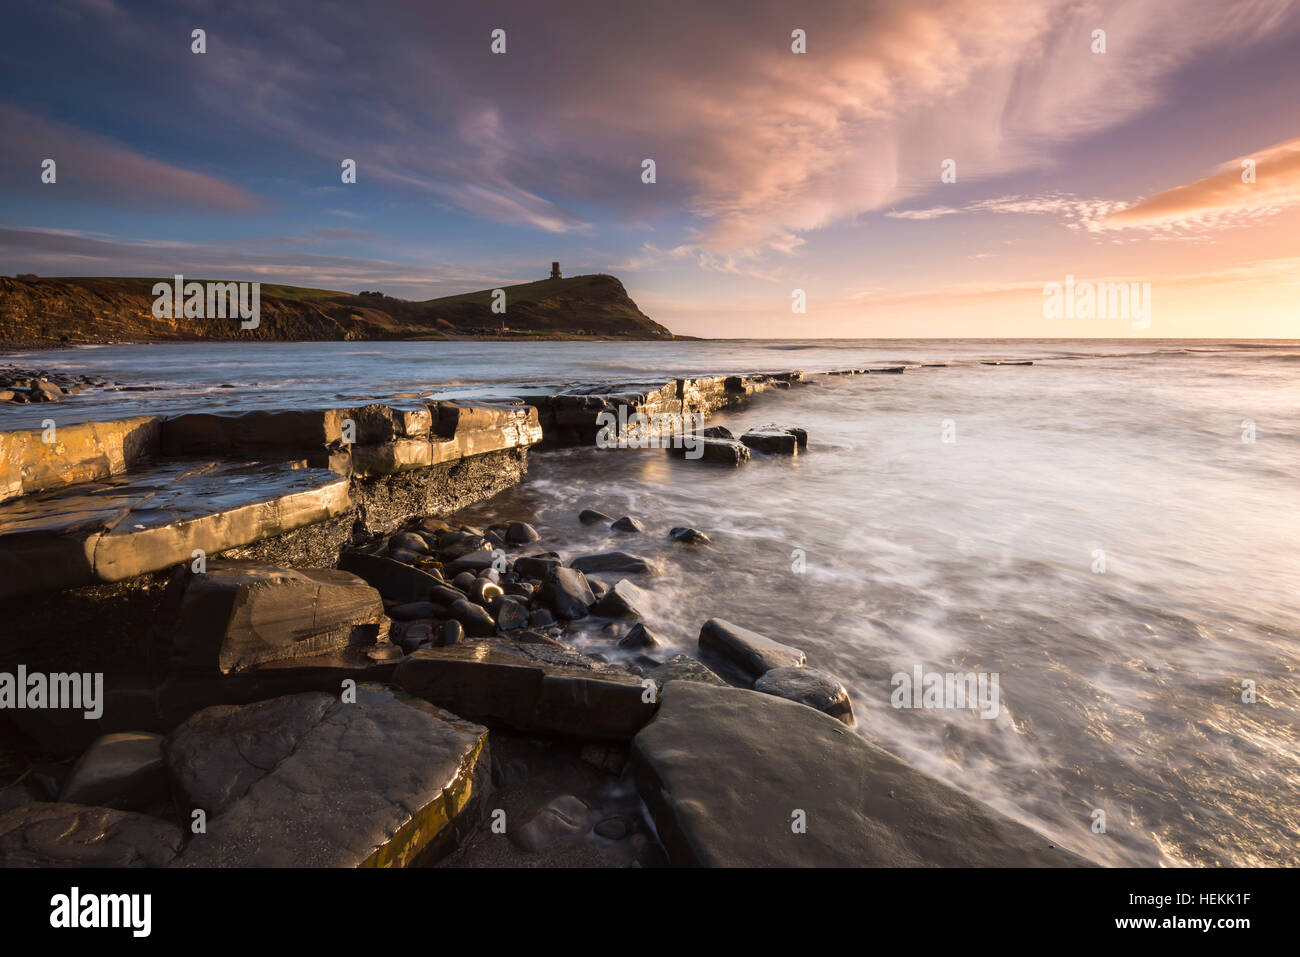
(541, 566), (596, 620)
(505, 521), (541, 544)
(610, 516), (645, 533)
(447, 551), (497, 575)
(529, 608), (555, 627)
(429, 583), (468, 605)
(755, 666), (856, 726)
(594, 816), (631, 841)
(389, 547), (422, 564)
(390, 531), (430, 554)
(645, 654), (725, 691)
(669, 526), (710, 544)
(58, 732), (168, 811)
(449, 598), (496, 637)
(672, 437), (750, 466)
(168, 561), (387, 674)
(579, 509), (614, 525)
(451, 571), (477, 592)
(504, 581), (534, 599)
(514, 795), (590, 853)
(0, 803), (183, 866)
(467, 578), (503, 607)
(440, 620), (464, 646)
(514, 554), (563, 580)
(338, 552), (446, 603)
(740, 426), (803, 455)
(588, 579), (610, 600)
(571, 551), (654, 574)
(495, 597), (531, 632)
(632, 681), (1087, 867)
(166, 686), (488, 866)
(593, 579), (648, 619)
(400, 620), (438, 651)
(389, 600), (447, 621)
(618, 622), (661, 650)
(698, 617), (805, 682)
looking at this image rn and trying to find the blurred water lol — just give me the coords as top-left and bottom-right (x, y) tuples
(4, 338), (1298, 865)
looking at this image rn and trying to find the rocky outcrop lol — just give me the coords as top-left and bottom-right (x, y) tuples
(165, 561), (390, 673)
(632, 681), (1086, 867)
(166, 685), (489, 867)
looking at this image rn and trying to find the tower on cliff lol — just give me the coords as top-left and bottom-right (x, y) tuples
(550, 261), (561, 280)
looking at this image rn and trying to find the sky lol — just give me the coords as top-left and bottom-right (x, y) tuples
(1, 0), (1298, 338)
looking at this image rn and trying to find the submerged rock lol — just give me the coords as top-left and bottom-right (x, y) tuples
(617, 622), (662, 651)
(668, 526), (710, 544)
(579, 508), (615, 525)
(166, 686), (489, 867)
(570, 551), (654, 574)
(755, 666), (856, 726)
(740, 426), (805, 455)
(610, 515), (646, 533)
(514, 794), (591, 853)
(632, 681), (1085, 867)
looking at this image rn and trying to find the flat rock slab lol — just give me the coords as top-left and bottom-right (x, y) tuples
(0, 458), (350, 599)
(698, 617), (806, 683)
(167, 560), (387, 673)
(632, 681), (1086, 867)
(740, 426), (806, 455)
(670, 437), (750, 466)
(338, 551), (444, 602)
(0, 802), (183, 866)
(395, 640), (654, 740)
(167, 685), (488, 867)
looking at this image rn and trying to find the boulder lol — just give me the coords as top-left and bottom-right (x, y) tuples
(505, 521), (541, 544)
(755, 666), (856, 726)
(632, 681), (1086, 867)
(541, 566), (595, 620)
(669, 526), (710, 544)
(0, 803), (183, 866)
(440, 620), (465, 646)
(610, 516), (645, 533)
(168, 561), (388, 674)
(389, 600), (447, 621)
(166, 686), (489, 867)
(337, 552), (444, 603)
(698, 618), (805, 683)
(495, 597), (531, 632)
(448, 598), (496, 637)
(570, 551), (654, 574)
(671, 437), (750, 466)
(579, 508), (614, 525)
(740, 426), (803, 455)
(618, 623), (662, 651)
(58, 732), (168, 811)
(514, 795), (591, 853)
(593, 579), (649, 619)
(514, 554), (563, 580)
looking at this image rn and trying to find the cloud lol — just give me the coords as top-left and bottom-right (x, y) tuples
(0, 104), (261, 213)
(1099, 136), (1300, 232)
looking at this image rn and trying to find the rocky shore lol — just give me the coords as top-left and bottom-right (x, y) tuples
(0, 363), (1083, 867)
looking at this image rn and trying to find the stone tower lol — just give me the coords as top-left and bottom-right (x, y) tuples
(550, 261), (561, 280)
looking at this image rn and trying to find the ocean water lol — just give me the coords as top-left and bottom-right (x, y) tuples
(5, 339), (1298, 865)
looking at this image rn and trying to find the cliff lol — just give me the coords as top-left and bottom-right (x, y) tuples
(0, 273), (672, 346)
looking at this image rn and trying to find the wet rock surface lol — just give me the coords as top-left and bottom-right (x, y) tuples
(632, 681), (1085, 867)
(58, 732), (168, 811)
(698, 617), (807, 683)
(755, 666), (856, 726)
(166, 685), (489, 867)
(0, 802), (184, 866)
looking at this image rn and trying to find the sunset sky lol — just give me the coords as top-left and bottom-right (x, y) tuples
(1, 0), (1298, 338)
